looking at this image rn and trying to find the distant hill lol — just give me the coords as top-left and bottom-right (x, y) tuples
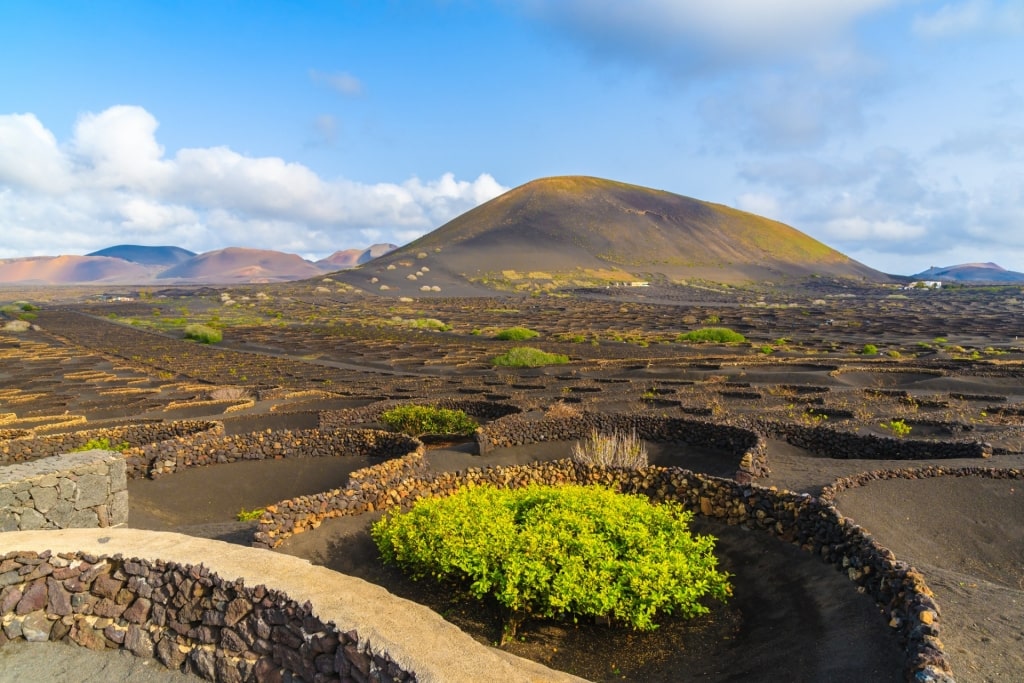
(316, 243), (397, 269)
(336, 176), (888, 295)
(0, 255), (156, 285)
(86, 244), (196, 267)
(912, 263), (1024, 283)
(157, 247), (327, 283)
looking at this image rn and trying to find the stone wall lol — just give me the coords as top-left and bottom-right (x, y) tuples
(0, 550), (414, 682)
(820, 465), (1024, 502)
(252, 457), (953, 682)
(0, 450), (127, 531)
(474, 412), (768, 480)
(131, 428), (422, 479)
(0, 421), (221, 467)
(755, 420), (991, 460)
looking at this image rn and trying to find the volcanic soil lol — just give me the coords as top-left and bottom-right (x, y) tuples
(1, 281), (1023, 682)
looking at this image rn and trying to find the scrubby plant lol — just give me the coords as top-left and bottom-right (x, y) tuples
(860, 344), (879, 356)
(409, 317), (451, 332)
(372, 484), (731, 640)
(544, 400), (582, 419)
(571, 429), (648, 469)
(879, 418), (912, 438)
(236, 507), (265, 522)
(71, 437), (129, 452)
(494, 326), (540, 341)
(492, 347), (569, 367)
(184, 324), (222, 344)
(676, 327), (746, 344)
(380, 405), (477, 436)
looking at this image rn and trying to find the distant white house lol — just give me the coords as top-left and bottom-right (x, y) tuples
(904, 281), (943, 290)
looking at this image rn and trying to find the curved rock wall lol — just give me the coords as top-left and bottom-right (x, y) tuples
(475, 412), (768, 479)
(0, 550), (414, 682)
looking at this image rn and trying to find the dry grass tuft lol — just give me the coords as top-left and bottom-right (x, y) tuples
(571, 429), (648, 469)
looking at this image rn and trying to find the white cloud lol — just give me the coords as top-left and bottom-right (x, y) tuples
(822, 216), (926, 241)
(310, 69), (365, 96)
(515, 0), (897, 67)
(913, 0), (1024, 38)
(0, 113), (72, 193)
(0, 106), (508, 258)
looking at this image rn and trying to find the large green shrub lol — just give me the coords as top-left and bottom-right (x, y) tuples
(372, 484), (731, 639)
(491, 346), (569, 367)
(380, 405), (477, 436)
(676, 327), (746, 343)
(184, 324), (222, 344)
(494, 326), (540, 341)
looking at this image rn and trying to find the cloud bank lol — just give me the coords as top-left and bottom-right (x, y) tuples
(0, 106), (506, 258)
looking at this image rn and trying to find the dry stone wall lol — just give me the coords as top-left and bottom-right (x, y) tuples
(475, 412), (768, 480)
(0, 450), (127, 532)
(254, 457), (953, 682)
(133, 428), (422, 479)
(0, 550), (414, 682)
(0, 421), (221, 467)
(754, 420), (991, 460)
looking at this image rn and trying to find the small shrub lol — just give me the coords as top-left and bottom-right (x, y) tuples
(759, 345), (774, 354)
(879, 418), (912, 438)
(184, 324), (222, 344)
(861, 344), (879, 356)
(492, 347), (569, 367)
(544, 400), (582, 419)
(380, 405), (477, 436)
(887, 350), (901, 358)
(71, 437), (129, 452)
(236, 508), (265, 522)
(676, 327), (746, 344)
(571, 429), (648, 469)
(494, 326), (540, 341)
(409, 317), (451, 332)
(372, 484), (731, 640)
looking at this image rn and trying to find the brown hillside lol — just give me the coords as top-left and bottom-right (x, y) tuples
(339, 176), (887, 293)
(158, 248), (326, 283)
(0, 256), (156, 284)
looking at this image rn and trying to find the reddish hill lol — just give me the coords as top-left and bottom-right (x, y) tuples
(316, 244), (397, 269)
(158, 248), (326, 283)
(0, 256), (156, 284)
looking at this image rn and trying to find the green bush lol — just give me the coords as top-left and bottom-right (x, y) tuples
(372, 484), (730, 639)
(236, 507), (265, 522)
(409, 318), (451, 331)
(494, 326), (540, 341)
(380, 405), (477, 436)
(861, 344), (879, 356)
(571, 430), (648, 468)
(879, 418), (912, 438)
(184, 324), (222, 344)
(676, 327), (746, 344)
(71, 437), (129, 452)
(492, 347), (569, 367)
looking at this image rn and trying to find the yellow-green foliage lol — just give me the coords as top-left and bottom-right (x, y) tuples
(494, 326), (540, 341)
(372, 484), (731, 634)
(492, 347), (569, 367)
(676, 327), (746, 344)
(184, 324), (222, 344)
(71, 437), (130, 452)
(380, 405), (477, 436)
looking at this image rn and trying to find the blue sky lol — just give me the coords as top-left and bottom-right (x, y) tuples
(1, 1), (1022, 275)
